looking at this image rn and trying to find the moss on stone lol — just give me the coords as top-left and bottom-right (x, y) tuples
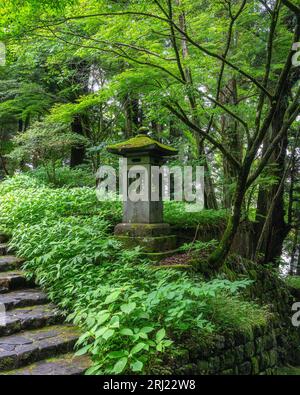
(107, 135), (178, 156)
(115, 235), (177, 253)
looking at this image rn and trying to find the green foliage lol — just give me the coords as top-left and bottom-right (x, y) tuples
(27, 166), (96, 188)
(0, 174), (269, 374)
(205, 295), (269, 334)
(179, 240), (219, 253)
(164, 202), (228, 227)
(285, 276), (300, 290)
(0, 174), (121, 234)
(8, 122), (88, 178)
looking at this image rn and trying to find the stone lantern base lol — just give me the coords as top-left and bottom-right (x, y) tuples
(114, 223), (178, 261)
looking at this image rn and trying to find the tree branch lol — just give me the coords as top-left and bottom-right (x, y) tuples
(33, 10), (273, 98)
(281, 0), (300, 14)
(164, 101), (242, 170)
(247, 87), (300, 187)
(197, 91), (250, 142)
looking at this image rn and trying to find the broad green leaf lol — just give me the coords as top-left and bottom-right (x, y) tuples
(108, 350), (128, 359)
(131, 360), (144, 372)
(112, 357), (128, 374)
(104, 290), (121, 304)
(97, 313), (110, 326)
(120, 328), (134, 336)
(75, 344), (90, 356)
(156, 328), (166, 343)
(109, 315), (120, 328)
(102, 329), (115, 340)
(130, 342), (146, 355)
(120, 302), (136, 314)
(141, 326), (154, 334)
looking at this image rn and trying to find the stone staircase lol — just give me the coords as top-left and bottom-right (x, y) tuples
(0, 236), (90, 375)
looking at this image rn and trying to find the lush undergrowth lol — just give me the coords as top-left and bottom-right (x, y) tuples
(27, 165), (96, 188)
(286, 276), (300, 290)
(0, 174), (268, 374)
(0, 171), (228, 230)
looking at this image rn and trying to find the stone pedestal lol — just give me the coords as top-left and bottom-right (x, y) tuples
(114, 223), (171, 237)
(115, 223), (177, 259)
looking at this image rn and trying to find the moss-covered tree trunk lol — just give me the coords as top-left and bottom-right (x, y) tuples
(204, 157), (253, 271)
(206, 174), (247, 270)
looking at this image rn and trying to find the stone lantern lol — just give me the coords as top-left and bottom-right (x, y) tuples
(107, 130), (178, 259)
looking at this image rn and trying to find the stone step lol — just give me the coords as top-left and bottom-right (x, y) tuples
(0, 289), (48, 311)
(0, 353), (91, 375)
(0, 325), (80, 370)
(0, 256), (24, 273)
(0, 304), (65, 336)
(0, 271), (34, 294)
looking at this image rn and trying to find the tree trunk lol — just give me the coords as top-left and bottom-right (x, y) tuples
(255, 87), (290, 264)
(206, 169), (248, 270)
(70, 116), (86, 168)
(124, 94), (141, 137)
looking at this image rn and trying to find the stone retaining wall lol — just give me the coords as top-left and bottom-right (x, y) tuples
(167, 322), (278, 375)
(160, 259), (300, 375)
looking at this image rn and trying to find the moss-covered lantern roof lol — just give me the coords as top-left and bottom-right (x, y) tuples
(107, 133), (178, 157)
